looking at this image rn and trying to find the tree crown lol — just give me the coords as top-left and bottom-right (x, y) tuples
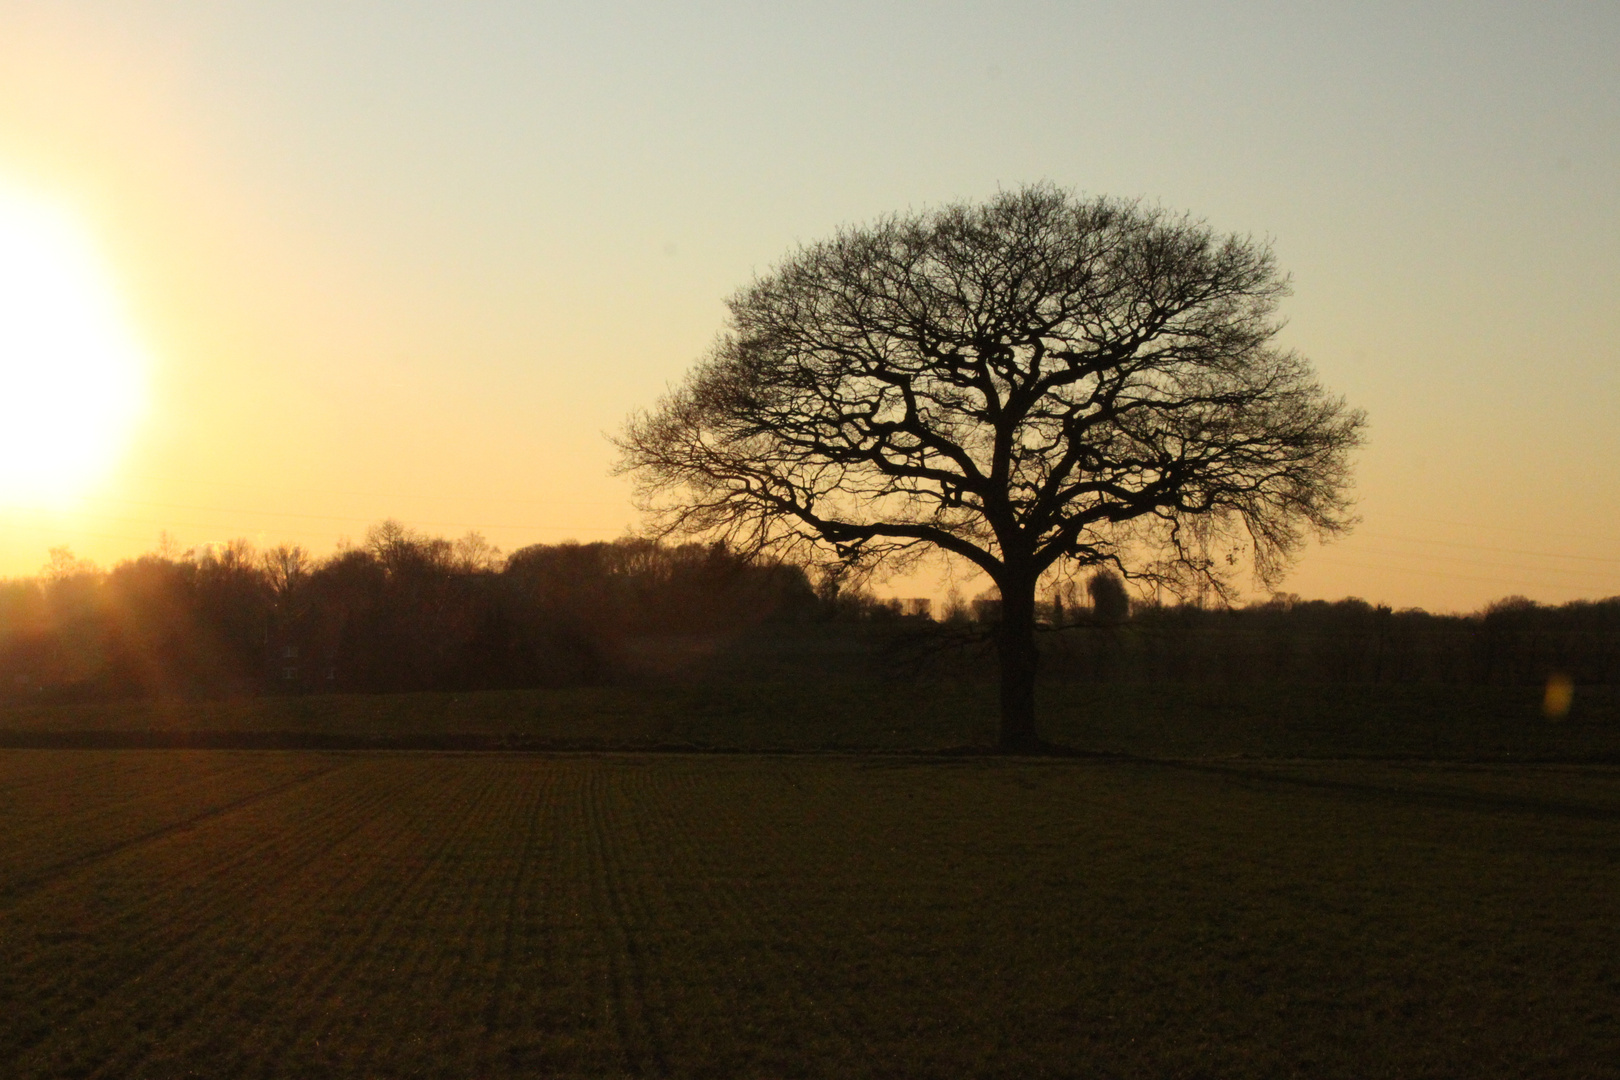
(619, 185), (1363, 597)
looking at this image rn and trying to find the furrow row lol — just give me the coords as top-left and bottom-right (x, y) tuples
(590, 763), (674, 1076)
(477, 758), (563, 1057)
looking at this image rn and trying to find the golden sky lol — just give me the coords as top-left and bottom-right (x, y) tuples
(0, 1), (1616, 611)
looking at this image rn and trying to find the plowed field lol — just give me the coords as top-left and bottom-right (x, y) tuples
(2, 751), (1617, 1077)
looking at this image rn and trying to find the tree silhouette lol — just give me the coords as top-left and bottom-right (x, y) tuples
(1086, 569), (1130, 624)
(618, 185), (1364, 748)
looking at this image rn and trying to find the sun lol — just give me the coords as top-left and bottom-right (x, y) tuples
(0, 181), (147, 506)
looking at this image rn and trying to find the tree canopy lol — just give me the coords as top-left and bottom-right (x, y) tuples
(619, 185), (1365, 746)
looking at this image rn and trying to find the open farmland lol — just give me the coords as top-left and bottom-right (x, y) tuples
(1, 680), (1617, 760)
(1, 749), (1618, 1078)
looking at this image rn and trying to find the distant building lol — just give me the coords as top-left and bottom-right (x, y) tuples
(264, 634), (336, 692)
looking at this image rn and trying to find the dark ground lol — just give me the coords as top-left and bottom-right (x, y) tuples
(0, 683), (1616, 1078)
(0, 679), (1614, 761)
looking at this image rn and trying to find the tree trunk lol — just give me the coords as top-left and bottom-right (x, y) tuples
(995, 576), (1042, 751)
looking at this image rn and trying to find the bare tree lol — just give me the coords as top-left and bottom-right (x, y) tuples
(263, 544), (312, 608)
(453, 531), (504, 573)
(618, 186), (1364, 748)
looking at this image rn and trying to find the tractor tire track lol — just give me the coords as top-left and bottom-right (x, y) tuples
(581, 766), (652, 1076)
(479, 759), (558, 1042)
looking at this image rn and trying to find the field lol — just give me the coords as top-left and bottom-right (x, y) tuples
(2, 745), (1618, 1078)
(1, 679), (1617, 760)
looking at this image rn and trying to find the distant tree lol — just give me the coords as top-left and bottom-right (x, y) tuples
(191, 539), (270, 686)
(1046, 579), (1081, 626)
(453, 531), (503, 573)
(618, 185), (1364, 748)
(263, 544), (312, 603)
(43, 544), (96, 581)
(1086, 569), (1131, 624)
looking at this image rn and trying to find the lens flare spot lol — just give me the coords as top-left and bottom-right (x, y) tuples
(0, 181), (147, 506)
(1542, 672), (1574, 720)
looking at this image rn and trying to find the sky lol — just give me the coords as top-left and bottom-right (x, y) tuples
(0, 0), (1615, 611)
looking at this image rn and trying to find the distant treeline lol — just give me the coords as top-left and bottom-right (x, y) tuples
(0, 523), (869, 701)
(1, 525), (1616, 701)
(1026, 593), (1620, 688)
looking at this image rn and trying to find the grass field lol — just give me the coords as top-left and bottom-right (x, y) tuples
(1, 679), (1617, 760)
(2, 748), (1617, 1078)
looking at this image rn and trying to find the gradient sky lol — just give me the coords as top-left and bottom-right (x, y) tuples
(0, 0), (1615, 610)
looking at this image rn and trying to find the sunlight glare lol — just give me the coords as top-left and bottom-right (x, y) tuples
(0, 181), (146, 506)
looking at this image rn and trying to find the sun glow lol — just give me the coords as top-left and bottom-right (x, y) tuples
(0, 181), (146, 506)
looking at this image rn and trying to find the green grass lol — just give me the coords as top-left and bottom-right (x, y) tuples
(1, 749), (1617, 1077)
(0, 680), (1616, 761)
